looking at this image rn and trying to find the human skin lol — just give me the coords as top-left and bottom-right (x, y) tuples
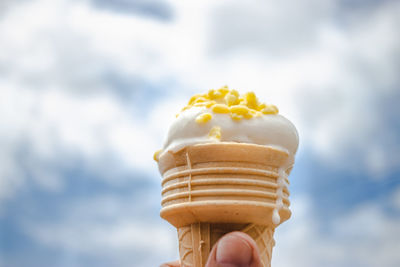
(160, 232), (263, 267)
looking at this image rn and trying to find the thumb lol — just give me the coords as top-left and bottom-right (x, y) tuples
(205, 232), (263, 267)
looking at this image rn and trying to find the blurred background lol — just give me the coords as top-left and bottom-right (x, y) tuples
(1, 0), (400, 266)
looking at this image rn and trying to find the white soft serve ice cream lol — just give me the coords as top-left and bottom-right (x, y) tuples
(154, 86), (299, 225)
(163, 107), (298, 156)
(154, 86), (299, 161)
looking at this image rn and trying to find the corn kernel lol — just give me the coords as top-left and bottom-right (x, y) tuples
(230, 105), (250, 115)
(195, 113), (212, 124)
(211, 104), (230, 113)
(153, 149), (162, 162)
(208, 126), (221, 140)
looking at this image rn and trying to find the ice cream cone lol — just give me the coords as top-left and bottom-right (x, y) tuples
(158, 142), (293, 267)
(177, 222), (275, 267)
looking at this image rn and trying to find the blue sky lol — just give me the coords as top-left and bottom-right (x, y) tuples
(0, 0), (400, 266)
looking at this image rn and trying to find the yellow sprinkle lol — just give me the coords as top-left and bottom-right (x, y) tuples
(193, 97), (208, 104)
(231, 113), (243, 121)
(208, 89), (216, 99)
(217, 86), (230, 95)
(231, 89), (239, 97)
(195, 113), (212, 124)
(262, 105), (279, 114)
(205, 100), (217, 108)
(230, 105), (250, 115)
(257, 103), (266, 111)
(181, 105), (191, 112)
(153, 149), (162, 162)
(211, 104), (230, 113)
(244, 92), (258, 109)
(188, 94), (203, 105)
(243, 112), (253, 119)
(225, 93), (238, 106)
(193, 102), (207, 107)
(178, 87), (279, 121)
(208, 89), (224, 100)
(250, 109), (263, 117)
(208, 126), (221, 139)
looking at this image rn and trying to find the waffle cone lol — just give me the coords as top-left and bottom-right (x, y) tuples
(158, 143), (292, 267)
(177, 222), (275, 267)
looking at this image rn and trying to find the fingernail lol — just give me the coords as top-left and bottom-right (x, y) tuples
(215, 233), (253, 267)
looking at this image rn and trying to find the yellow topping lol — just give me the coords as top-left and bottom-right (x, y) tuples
(217, 85), (230, 95)
(262, 105), (279, 114)
(179, 86), (279, 122)
(230, 89), (239, 97)
(205, 101), (216, 108)
(230, 105), (250, 115)
(231, 113), (243, 121)
(188, 94), (203, 105)
(225, 92), (239, 106)
(208, 89), (222, 100)
(195, 113), (212, 124)
(211, 104), (230, 113)
(193, 102), (206, 107)
(243, 112), (253, 119)
(153, 149), (162, 162)
(250, 109), (262, 117)
(257, 103), (266, 111)
(243, 92), (258, 109)
(208, 126), (221, 139)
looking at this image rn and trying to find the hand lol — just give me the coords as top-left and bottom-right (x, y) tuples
(161, 231), (263, 267)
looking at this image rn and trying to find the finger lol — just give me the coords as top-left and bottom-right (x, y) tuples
(160, 260), (180, 267)
(205, 231), (263, 267)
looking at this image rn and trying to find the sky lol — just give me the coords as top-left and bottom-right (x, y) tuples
(0, 0), (400, 266)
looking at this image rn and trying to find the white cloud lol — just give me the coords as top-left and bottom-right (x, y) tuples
(0, 0), (192, 208)
(0, 82), (167, 203)
(28, 220), (175, 256)
(24, 194), (178, 266)
(209, 0), (336, 56)
(273, 194), (400, 267)
(0, 0), (213, 204)
(392, 187), (400, 211)
(24, 192), (400, 267)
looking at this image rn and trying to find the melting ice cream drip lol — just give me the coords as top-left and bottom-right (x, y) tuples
(272, 167), (289, 225)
